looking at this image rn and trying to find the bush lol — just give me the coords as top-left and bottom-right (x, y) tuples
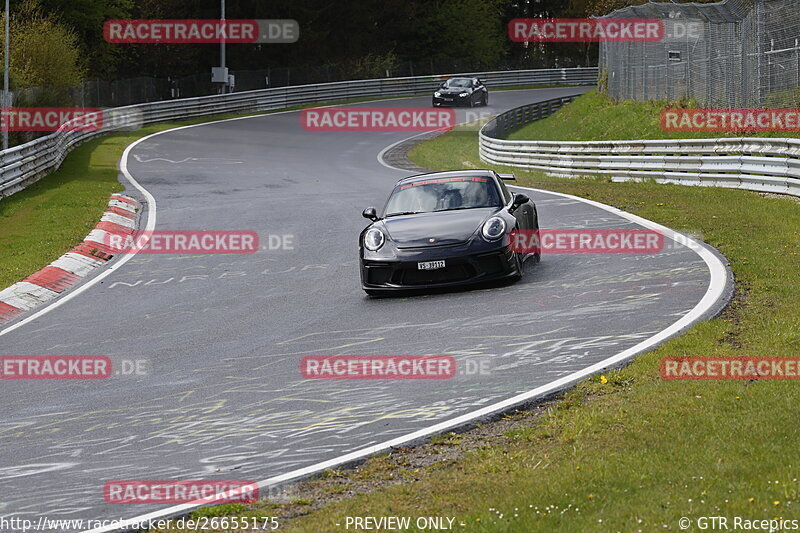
(0, 0), (85, 144)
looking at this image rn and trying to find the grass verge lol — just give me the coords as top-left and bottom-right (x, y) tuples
(149, 92), (800, 532)
(507, 90), (800, 141)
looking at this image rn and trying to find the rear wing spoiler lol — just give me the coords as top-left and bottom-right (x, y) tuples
(497, 173), (516, 181)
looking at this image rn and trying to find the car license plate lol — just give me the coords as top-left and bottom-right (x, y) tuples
(418, 260), (446, 271)
(443, 98), (453, 101)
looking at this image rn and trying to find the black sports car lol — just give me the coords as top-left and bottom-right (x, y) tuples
(359, 170), (539, 295)
(432, 77), (488, 107)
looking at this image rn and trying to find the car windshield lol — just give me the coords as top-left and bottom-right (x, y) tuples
(443, 78), (471, 88)
(384, 177), (502, 216)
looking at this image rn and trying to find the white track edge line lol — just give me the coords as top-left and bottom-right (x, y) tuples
(376, 131), (437, 171)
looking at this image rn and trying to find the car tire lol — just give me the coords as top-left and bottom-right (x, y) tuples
(482, 93), (489, 106)
(468, 96), (475, 108)
(528, 224), (541, 264)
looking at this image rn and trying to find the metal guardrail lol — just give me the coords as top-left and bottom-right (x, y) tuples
(481, 95), (580, 139)
(479, 98), (800, 198)
(0, 67), (598, 199)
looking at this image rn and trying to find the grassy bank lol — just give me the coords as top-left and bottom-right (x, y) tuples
(157, 93), (800, 532)
(507, 90), (800, 141)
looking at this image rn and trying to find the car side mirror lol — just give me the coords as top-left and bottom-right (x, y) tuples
(362, 207), (379, 221)
(509, 193), (529, 214)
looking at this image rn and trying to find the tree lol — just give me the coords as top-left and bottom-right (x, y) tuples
(404, 0), (507, 66)
(30, 0), (134, 78)
(1, 0), (85, 100)
(0, 0), (86, 145)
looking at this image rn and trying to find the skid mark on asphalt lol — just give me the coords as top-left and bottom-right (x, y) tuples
(131, 154), (244, 165)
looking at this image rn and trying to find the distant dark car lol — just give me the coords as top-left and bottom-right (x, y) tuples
(359, 170), (539, 295)
(432, 77), (488, 107)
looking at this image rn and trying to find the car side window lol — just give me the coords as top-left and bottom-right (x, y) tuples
(496, 176), (512, 203)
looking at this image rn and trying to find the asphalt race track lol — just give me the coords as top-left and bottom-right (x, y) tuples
(0, 87), (731, 530)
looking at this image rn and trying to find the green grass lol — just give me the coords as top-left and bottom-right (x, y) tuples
(508, 90), (800, 141)
(0, 133), (126, 289)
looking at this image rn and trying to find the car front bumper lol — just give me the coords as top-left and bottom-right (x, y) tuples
(360, 246), (520, 292)
(432, 94), (471, 107)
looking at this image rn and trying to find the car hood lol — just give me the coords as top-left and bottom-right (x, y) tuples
(438, 87), (471, 95)
(382, 207), (499, 248)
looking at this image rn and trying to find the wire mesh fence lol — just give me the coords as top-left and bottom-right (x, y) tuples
(600, 0), (800, 108)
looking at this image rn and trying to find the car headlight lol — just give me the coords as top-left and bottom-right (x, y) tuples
(364, 228), (385, 251)
(434, 92), (441, 97)
(459, 92), (469, 97)
(481, 216), (506, 241)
